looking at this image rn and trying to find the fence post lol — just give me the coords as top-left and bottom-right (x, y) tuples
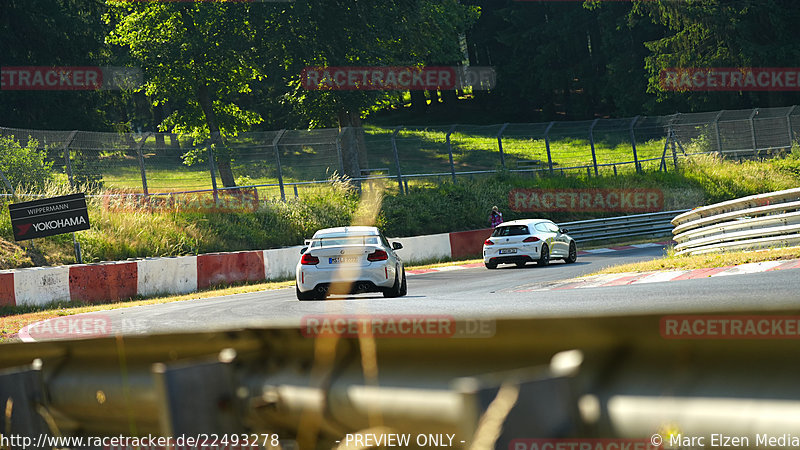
(786, 105), (797, 150)
(63, 130), (79, 188)
(660, 129), (672, 171)
(714, 110), (724, 154)
(589, 119), (599, 176)
(749, 108), (759, 154)
(665, 134), (678, 172)
(335, 128), (346, 175)
(0, 167), (15, 196)
(629, 116), (641, 173)
(206, 142), (219, 206)
(446, 124), (457, 183)
(272, 129), (287, 201)
(544, 122), (555, 174)
(391, 127), (404, 194)
(135, 132), (153, 198)
(497, 123), (509, 169)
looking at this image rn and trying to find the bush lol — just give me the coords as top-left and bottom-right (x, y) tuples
(0, 136), (53, 191)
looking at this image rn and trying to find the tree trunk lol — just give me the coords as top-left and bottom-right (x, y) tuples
(410, 90), (427, 114)
(441, 89), (458, 107)
(336, 108), (363, 180)
(162, 102), (181, 150)
(427, 89), (441, 107)
(196, 82), (236, 187)
(153, 103), (166, 148)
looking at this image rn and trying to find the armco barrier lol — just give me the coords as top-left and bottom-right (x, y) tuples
(672, 188), (800, 255)
(0, 211), (678, 307)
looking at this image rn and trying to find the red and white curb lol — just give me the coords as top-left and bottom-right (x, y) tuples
(515, 258), (800, 292)
(407, 263), (485, 275)
(406, 242), (673, 276)
(577, 241), (672, 255)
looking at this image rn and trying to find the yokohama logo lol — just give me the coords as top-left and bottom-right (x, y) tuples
(31, 216), (87, 232)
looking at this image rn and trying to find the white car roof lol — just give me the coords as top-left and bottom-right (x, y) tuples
(311, 226), (381, 239)
(497, 219), (553, 227)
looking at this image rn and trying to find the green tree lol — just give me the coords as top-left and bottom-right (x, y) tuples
(106, 2), (279, 187)
(639, 0), (800, 110)
(277, 0), (478, 176)
(0, 136), (53, 191)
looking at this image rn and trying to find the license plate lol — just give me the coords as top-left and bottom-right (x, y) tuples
(499, 249), (517, 254)
(329, 256), (360, 264)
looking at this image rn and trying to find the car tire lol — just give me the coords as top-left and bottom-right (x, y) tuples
(485, 261), (498, 269)
(565, 242), (578, 264)
(537, 244), (550, 266)
(296, 284), (317, 301)
(399, 269), (407, 296)
(384, 270), (403, 298)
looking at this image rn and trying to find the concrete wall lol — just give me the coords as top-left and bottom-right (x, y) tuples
(0, 229), (481, 307)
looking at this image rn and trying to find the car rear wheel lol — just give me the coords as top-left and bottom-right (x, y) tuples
(485, 261), (498, 269)
(565, 242), (577, 264)
(296, 284), (317, 301)
(399, 269), (407, 296)
(537, 244), (550, 266)
(384, 269), (406, 298)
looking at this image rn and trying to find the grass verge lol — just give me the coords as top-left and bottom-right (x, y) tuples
(592, 246), (800, 275)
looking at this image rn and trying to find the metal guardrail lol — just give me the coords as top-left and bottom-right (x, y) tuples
(2, 314), (800, 449)
(672, 188), (800, 255)
(561, 210), (689, 244)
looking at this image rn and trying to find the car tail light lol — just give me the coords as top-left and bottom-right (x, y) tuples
(523, 236), (540, 243)
(367, 249), (388, 261)
(301, 253), (319, 265)
(484, 239), (495, 245)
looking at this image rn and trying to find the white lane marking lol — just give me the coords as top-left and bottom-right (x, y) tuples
(711, 260), (786, 277)
(630, 243), (662, 248)
(632, 270), (689, 284)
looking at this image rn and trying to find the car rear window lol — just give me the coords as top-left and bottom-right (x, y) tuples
(310, 236), (379, 247)
(491, 225), (529, 237)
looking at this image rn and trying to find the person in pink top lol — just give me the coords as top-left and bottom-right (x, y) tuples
(489, 205), (504, 228)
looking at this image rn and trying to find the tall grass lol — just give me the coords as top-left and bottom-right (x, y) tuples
(0, 151), (798, 269)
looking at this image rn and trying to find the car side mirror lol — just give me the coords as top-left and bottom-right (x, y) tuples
(559, 228), (568, 234)
(300, 246), (308, 254)
(392, 242), (403, 250)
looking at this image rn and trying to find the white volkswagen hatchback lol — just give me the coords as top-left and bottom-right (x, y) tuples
(295, 226), (407, 300)
(483, 219), (577, 269)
